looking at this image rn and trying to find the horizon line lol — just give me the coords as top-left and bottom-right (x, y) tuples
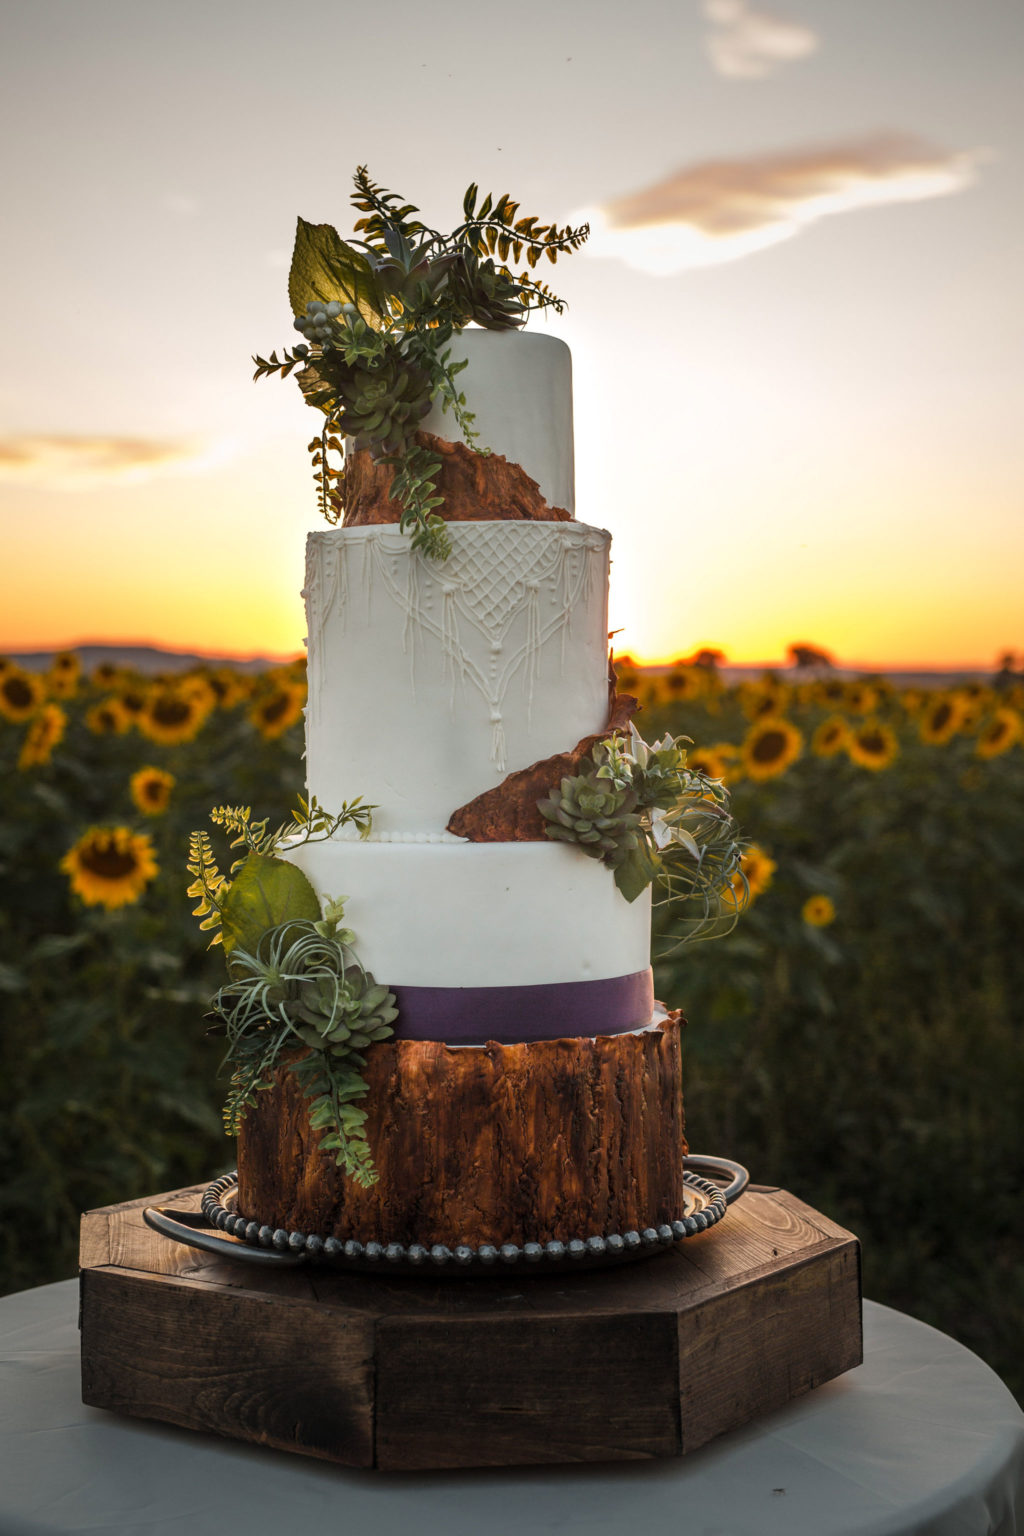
(0, 636), (1007, 676)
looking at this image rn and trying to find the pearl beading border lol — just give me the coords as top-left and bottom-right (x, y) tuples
(200, 1170), (728, 1269)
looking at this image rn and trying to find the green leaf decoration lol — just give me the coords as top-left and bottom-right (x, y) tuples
(288, 217), (384, 329)
(219, 854), (320, 958)
(614, 842), (663, 904)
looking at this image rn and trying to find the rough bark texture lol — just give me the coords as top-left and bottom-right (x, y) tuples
(237, 1015), (686, 1249)
(341, 431), (571, 526)
(447, 688), (639, 842)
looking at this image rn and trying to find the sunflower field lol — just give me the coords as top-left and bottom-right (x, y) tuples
(1, 652), (1023, 1393)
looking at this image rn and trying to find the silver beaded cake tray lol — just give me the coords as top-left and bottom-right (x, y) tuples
(142, 1154), (748, 1278)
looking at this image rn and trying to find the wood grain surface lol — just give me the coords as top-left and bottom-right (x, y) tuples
(79, 1180), (862, 1469)
(236, 1020), (688, 1249)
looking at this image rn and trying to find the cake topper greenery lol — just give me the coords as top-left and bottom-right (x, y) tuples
(186, 796), (397, 1187)
(253, 167), (589, 561)
(539, 727), (747, 946)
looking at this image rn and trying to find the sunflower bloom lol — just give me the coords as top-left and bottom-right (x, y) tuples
(18, 703), (67, 769)
(847, 719), (899, 771)
(207, 668), (252, 710)
(138, 689), (209, 745)
(90, 661), (122, 689)
(975, 708), (1022, 760)
(741, 717), (803, 781)
(802, 893), (836, 927)
(117, 683), (151, 720)
(738, 680), (788, 721)
(812, 715), (849, 757)
(249, 681), (306, 740)
(61, 826), (158, 910)
(47, 651), (82, 698)
(86, 696), (132, 735)
(686, 746), (727, 781)
(814, 677), (848, 709)
(844, 682), (878, 715)
(130, 765), (176, 816)
(0, 668), (46, 723)
(919, 693), (967, 746)
(658, 665), (704, 704)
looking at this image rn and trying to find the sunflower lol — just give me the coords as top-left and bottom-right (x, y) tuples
(179, 673), (219, 714)
(46, 651), (82, 698)
(685, 746), (728, 781)
(130, 765), (176, 816)
(802, 894), (836, 927)
(61, 826), (158, 910)
(85, 696), (132, 735)
(975, 708), (1022, 760)
(814, 677), (848, 709)
(117, 682), (152, 720)
(843, 681), (878, 715)
(846, 719), (899, 771)
(90, 661), (122, 689)
(919, 693), (967, 746)
(657, 665), (704, 704)
(741, 717), (803, 781)
(0, 667), (46, 723)
(138, 688), (210, 745)
(18, 703), (67, 769)
(738, 679), (788, 721)
(206, 668), (252, 710)
(249, 681), (306, 740)
(811, 715), (849, 757)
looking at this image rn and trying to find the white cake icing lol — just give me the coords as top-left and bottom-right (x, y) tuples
(284, 839), (651, 989)
(302, 520), (611, 834)
(287, 330), (652, 1030)
(419, 329), (574, 513)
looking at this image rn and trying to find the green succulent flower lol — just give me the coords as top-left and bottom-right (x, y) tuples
(538, 771), (642, 865)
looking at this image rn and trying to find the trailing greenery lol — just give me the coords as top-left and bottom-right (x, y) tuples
(539, 727), (746, 928)
(208, 905), (397, 1187)
(253, 167), (589, 560)
(187, 796), (394, 1183)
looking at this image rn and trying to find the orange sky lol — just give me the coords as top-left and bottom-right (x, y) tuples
(1, 1), (1021, 672)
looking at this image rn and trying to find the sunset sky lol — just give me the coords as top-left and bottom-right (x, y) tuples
(1, 0), (1021, 669)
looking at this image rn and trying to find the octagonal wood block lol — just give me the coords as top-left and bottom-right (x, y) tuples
(79, 1181), (861, 1471)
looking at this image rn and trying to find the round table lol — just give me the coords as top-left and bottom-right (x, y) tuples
(0, 1281), (1021, 1536)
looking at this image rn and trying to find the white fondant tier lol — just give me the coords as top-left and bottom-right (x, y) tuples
(303, 521), (612, 834)
(282, 838), (651, 990)
(419, 329), (574, 513)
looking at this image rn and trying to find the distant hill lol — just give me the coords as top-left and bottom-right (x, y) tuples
(1, 642), (998, 688)
(4, 643), (300, 675)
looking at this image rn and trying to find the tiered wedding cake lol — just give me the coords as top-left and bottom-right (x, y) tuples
(236, 329), (689, 1251)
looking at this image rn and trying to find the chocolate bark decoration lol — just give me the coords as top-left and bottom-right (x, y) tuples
(341, 431), (571, 527)
(236, 1015), (687, 1250)
(447, 690), (639, 842)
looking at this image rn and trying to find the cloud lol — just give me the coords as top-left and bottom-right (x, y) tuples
(0, 435), (231, 488)
(703, 0), (818, 79)
(579, 134), (983, 274)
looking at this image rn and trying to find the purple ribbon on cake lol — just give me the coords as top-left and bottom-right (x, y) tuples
(389, 967), (655, 1045)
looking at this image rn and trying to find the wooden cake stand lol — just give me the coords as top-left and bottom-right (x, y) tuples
(79, 1177), (861, 1471)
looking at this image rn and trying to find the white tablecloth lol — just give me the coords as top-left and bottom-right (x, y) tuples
(0, 1281), (1021, 1536)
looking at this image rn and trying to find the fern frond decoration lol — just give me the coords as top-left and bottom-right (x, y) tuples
(186, 830), (228, 945)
